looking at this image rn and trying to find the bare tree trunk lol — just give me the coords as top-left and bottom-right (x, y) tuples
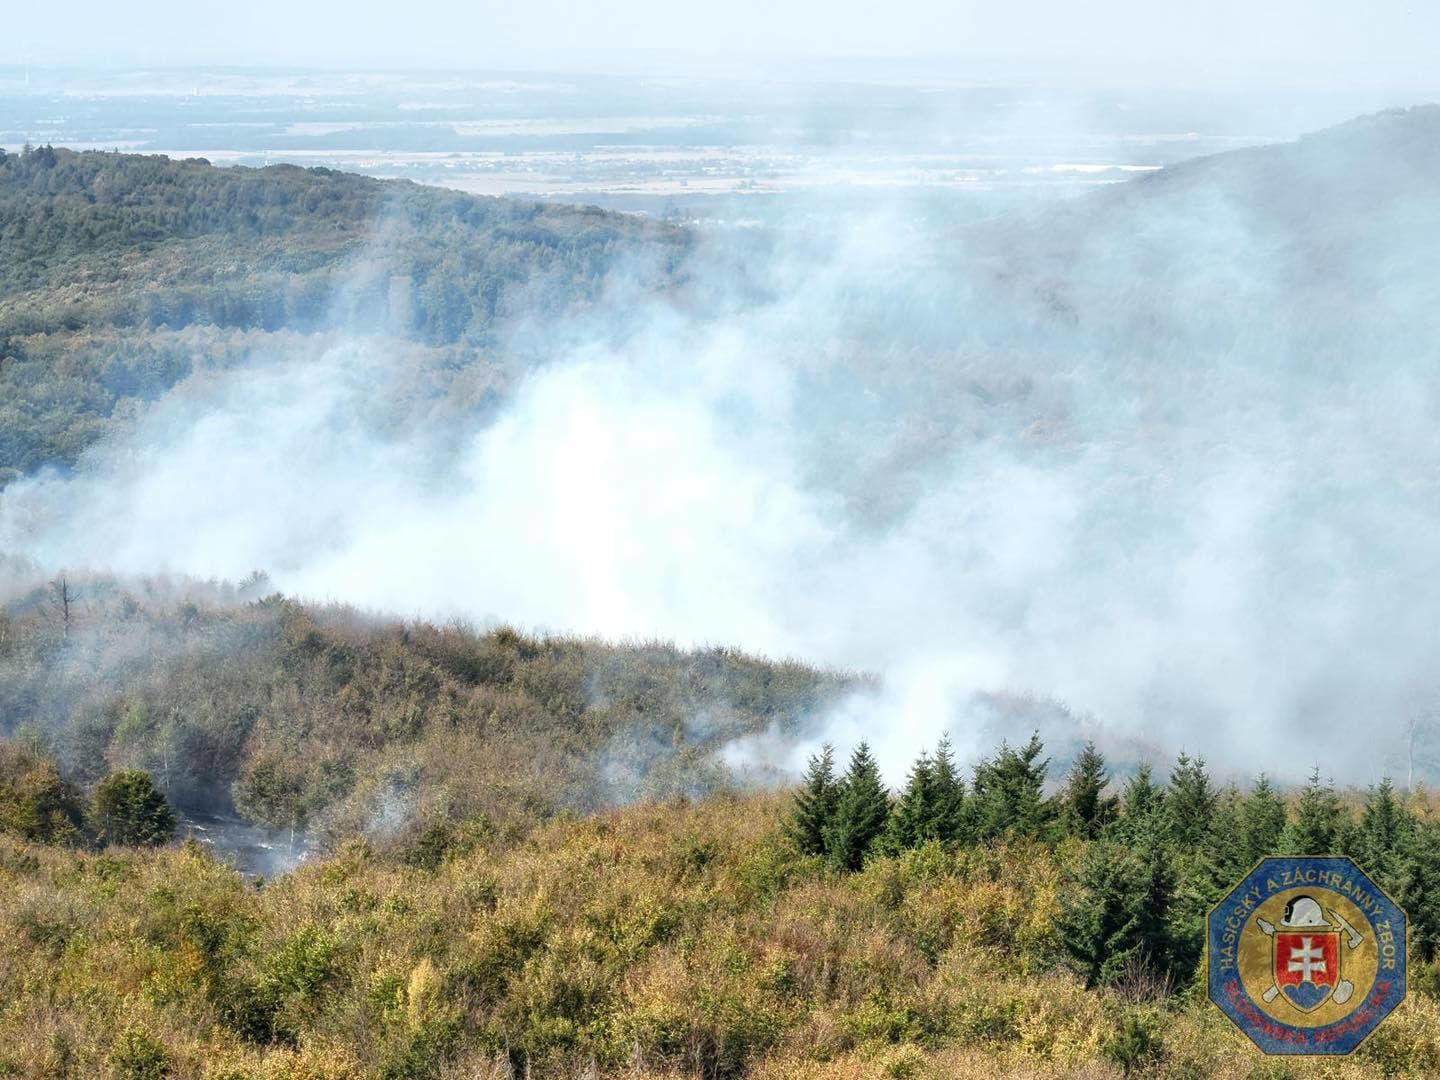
(52, 576), (77, 639)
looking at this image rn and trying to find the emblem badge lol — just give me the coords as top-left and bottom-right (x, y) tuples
(1208, 856), (1406, 1054)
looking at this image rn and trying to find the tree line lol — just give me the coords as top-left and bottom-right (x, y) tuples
(788, 736), (1440, 994)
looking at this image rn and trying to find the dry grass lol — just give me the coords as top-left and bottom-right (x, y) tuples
(0, 796), (1438, 1078)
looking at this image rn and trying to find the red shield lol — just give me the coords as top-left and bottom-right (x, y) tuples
(1274, 931), (1340, 1011)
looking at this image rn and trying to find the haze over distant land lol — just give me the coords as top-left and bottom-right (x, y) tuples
(6, 0), (1440, 89)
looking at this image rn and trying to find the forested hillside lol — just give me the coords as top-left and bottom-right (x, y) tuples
(0, 145), (687, 483)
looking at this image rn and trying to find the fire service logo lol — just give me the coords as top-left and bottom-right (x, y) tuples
(1208, 856), (1406, 1054)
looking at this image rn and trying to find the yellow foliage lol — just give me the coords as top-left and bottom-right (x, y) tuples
(0, 797), (1437, 1078)
(407, 957), (444, 1030)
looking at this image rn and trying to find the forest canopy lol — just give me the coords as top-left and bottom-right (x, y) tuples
(0, 144), (688, 484)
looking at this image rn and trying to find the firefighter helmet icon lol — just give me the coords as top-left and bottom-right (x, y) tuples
(1207, 856), (1407, 1055)
(1282, 895), (1326, 927)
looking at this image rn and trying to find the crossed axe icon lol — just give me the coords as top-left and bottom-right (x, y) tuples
(1254, 909), (1365, 1005)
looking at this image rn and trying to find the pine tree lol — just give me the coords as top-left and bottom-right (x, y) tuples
(883, 750), (935, 853)
(1352, 777), (1414, 889)
(1165, 753), (1216, 848)
(1399, 820), (1440, 962)
(1237, 775), (1288, 866)
(929, 735), (967, 843)
(823, 743), (891, 871)
(971, 733), (1052, 841)
(1280, 768), (1347, 855)
(1060, 840), (1172, 989)
(786, 744), (838, 856)
(1061, 741), (1117, 840)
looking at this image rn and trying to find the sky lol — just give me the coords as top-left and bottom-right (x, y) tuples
(8, 0), (1439, 87)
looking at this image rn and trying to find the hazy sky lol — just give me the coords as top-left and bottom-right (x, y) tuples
(10, 0), (1439, 87)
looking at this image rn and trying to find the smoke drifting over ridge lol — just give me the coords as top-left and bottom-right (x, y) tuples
(4, 107), (1440, 785)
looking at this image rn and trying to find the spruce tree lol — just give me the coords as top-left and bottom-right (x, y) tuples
(1122, 763), (1164, 821)
(1399, 820), (1440, 962)
(883, 750), (935, 853)
(1061, 741), (1117, 840)
(1112, 762), (1190, 985)
(1165, 753), (1216, 848)
(1353, 777), (1413, 889)
(1205, 787), (1248, 884)
(1060, 840), (1151, 988)
(929, 735), (967, 843)
(971, 733), (1052, 841)
(1237, 775), (1288, 866)
(1280, 768), (1347, 855)
(1135, 836), (1179, 980)
(823, 743), (891, 871)
(883, 738), (969, 852)
(786, 744), (838, 856)
(1114, 762), (1166, 844)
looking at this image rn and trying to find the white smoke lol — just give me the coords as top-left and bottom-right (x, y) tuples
(5, 119), (1440, 784)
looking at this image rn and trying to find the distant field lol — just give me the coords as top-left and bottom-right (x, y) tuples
(0, 67), (1340, 215)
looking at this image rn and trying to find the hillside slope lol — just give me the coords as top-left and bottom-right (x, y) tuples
(0, 573), (854, 849)
(0, 146), (687, 483)
(967, 104), (1440, 356)
(6, 108), (1438, 493)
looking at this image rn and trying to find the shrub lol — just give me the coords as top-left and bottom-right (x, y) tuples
(111, 1030), (171, 1080)
(1100, 1010), (1164, 1077)
(92, 770), (175, 847)
(0, 744), (85, 844)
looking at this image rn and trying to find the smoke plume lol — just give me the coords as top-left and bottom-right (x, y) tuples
(5, 108), (1440, 784)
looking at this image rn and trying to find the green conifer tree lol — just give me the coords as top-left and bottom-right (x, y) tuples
(971, 733), (1052, 841)
(1399, 819), (1440, 962)
(92, 769), (175, 848)
(1352, 777), (1414, 889)
(786, 744), (839, 856)
(1204, 786), (1248, 884)
(929, 735), (967, 843)
(1165, 753), (1216, 848)
(1122, 763), (1164, 821)
(882, 750), (935, 853)
(1280, 768), (1347, 855)
(1136, 837), (1180, 981)
(1061, 741), (1118, 840)
(1060, 840), (1154, 988)
(823, 742), (891, 871)
(1112, 763), (1166, 846)
(1237, 774), (1288, 866)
